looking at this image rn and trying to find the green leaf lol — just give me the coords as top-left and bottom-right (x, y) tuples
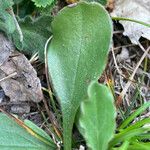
(0, 0), (16, 33)
(135, 133), (150, 141)
(13, 1), (36, 18)
(0, 113), (56, 150)
(47, 2), (112, 149)
(77, 81), (116, 150)
(13, 0), (24, 4)
(0, 0), (14, 8)
(12, 15), (52, 60)
(128, 142), (150, 150)
(118, 140), (130, 150)
(31, 0), (54, 7)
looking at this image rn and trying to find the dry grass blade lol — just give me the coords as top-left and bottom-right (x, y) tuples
(116, 46), (150, 107)
(111, 45), (124, 77)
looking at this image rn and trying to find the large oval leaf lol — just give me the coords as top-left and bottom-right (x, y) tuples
(77, 81), (116, 150)
(0, 113), (56, 150)
(47, 2), (112, 149)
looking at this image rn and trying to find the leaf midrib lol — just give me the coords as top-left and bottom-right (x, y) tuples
(69, 6), (84, 108)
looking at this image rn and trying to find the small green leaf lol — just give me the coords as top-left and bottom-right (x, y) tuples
(47, 2), (112, 149)
(77, 81), (116, 150)
(12, 15), (52, 60)
(0, 0), (14, 8)
(31, 0), (54, 7)
(0, 0), (16, 34)
(0, 113), (56, 150)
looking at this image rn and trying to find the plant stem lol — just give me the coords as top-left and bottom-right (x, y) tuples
(112, 17), (150, 28)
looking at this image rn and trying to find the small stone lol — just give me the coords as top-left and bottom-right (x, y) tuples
(79, 145), (85, 150)
(117, 47), (131, 63)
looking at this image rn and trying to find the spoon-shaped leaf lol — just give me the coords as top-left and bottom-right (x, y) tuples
(77, 81), (116, 150)
(47, 2), (112, 149)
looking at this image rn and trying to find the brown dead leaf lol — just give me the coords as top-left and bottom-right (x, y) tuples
(111, 0), (150, 44)
(0, 33), (43, 104)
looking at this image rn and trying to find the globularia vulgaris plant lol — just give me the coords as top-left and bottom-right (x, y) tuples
(47, 2), (113, 149)
(1, 1), (150, 150)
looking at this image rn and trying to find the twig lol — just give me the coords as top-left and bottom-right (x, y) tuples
(0, 72), (17, 82)
(111, 47), (136, 84)
(113, 41), (148, 51)
(138, 42), (150, 59)
(116, 46), (150, 107)
(111, 46), (124, 77)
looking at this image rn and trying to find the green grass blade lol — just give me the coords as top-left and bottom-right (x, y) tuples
(123, 118), (150, 132)
(119, 102), (150, 130)
(109, 128), (150, 148)
(128, 142), (150, 150)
